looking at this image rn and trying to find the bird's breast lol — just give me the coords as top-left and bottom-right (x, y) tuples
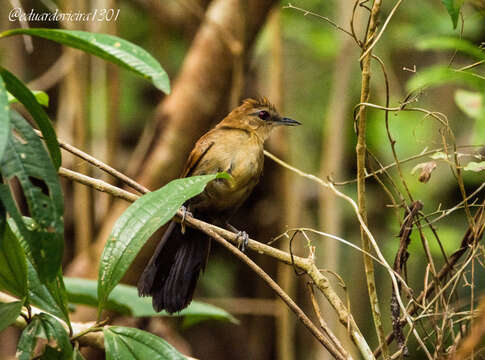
(189, 132), (264, 214)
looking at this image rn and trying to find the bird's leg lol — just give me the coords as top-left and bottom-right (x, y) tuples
(237, 231), (249, 252)
(225, 222), (249, 252)
(180, 205), (193, 234)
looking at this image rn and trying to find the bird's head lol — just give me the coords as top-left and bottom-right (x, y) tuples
(219, 97), (300, 141)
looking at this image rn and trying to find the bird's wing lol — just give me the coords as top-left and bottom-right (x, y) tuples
(180, 135), (215, 178)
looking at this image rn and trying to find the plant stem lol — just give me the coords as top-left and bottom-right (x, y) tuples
(355, 0), (389, 358)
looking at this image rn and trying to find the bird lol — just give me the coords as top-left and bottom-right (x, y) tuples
(137, 97), (300, 313)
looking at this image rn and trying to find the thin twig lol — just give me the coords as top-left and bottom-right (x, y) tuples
(265, 152), (431, 357)
(373, 54), (413, 203)
(358, 0), (404, 61)
(334, 145), (483, 186)
(201, 224), (349, 359)
(284, 3), (355, 40)
(307, 282), (351, 359)
(375, 201), (485, 357)
(58, 167), (138, 202)
(458, 60), (485, 71)
(35, 129), (149, 194)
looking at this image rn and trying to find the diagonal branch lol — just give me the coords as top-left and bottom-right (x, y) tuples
(37, 127), (372, 357)
(58, 165), (370, 360)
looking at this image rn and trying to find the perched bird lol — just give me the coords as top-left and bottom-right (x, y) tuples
(137, 97), (300, 313)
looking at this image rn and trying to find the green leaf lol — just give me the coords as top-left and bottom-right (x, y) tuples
(17, 313), (72, 360)
(0, 301), (23, 332)
(407, 66), (485, 93)
(64, 277), (237, 324)
(27, 262), (71, 328)
(0, 187), (34, 260)
(418, 37), (485, 61)
(441, 0), (464, 28)
(0, 28), (170, 94)
(0, 222), (28, 299)
(97, 173), (228, 313)
(104, 326), (187, 360)
(463, 161), (485, 172)
(8, 90), (49, 107)
(454, 89), (483, 119)
(8, 218), (70, 327)
(0, 111), (64, 281)
(0, 68), (61, 168)
(0, 75), (9, 162)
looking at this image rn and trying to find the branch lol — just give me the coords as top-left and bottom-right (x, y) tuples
(35, 129), (148, 195)
(284, 3), (355, 40)
(307, 282), (351, 359)
(59, 167), (138, 202)
(355, 0), (390, 357)
(192, 219), (349, 360)
(374, 199), (485, 358)
(358, 0), (403, 61)
(59, 166), (370, 359)
(59, 168), (353, 359)
(264, 151), (431, 357)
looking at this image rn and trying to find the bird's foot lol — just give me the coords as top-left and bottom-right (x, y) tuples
(180, 206), (193, 234)
(236, 231), (249, 252)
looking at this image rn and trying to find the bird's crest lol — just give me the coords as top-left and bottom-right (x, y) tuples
(240, 97), (277, 113)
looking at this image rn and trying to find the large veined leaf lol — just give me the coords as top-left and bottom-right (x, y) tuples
(0, 75), (9, 162)
(104, 326), (187, 360)
(0, 111), (64, 281)
(8, 218), (70, 327)
(65, 277), (237, 324)
(0, 28), (170, 94)
(0, 68), (60, 168)
(0, 184), (31, 252)
(0, 222), (28, 299)
(27, 261), (71, 328)
(17, 313), (72, 360)
(97, 173), (228, 313)
(0, 301), (23, 333)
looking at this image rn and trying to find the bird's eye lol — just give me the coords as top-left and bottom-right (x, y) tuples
(258, 110), (270, 120)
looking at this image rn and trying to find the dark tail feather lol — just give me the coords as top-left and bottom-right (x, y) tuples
(137, 221), (210, 313)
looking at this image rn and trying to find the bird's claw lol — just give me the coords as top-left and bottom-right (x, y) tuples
(180, 206), (192, 234)
(236, 231), (249, 252)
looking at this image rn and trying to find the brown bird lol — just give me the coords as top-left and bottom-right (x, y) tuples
(137, 97), (300, 313)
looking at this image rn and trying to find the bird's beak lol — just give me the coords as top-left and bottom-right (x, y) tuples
(276, 117), (301, 126)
